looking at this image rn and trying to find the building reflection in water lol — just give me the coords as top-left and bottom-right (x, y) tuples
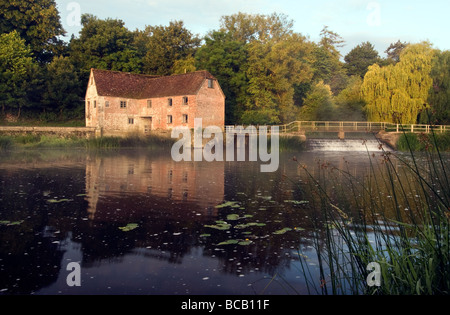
(84, 151), (225, 222)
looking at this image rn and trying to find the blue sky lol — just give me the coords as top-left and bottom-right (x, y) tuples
(55, 0), (450, 57)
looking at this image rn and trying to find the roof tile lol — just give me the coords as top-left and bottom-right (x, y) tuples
(92, 69), (217, 99)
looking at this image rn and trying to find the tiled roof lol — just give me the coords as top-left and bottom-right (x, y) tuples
(91, 69), (217, 99)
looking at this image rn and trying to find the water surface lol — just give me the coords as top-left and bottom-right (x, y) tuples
(0, 147), (444, 295)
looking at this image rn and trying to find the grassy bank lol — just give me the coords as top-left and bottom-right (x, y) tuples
(0, 134), (175, 150)
(397, 132), (450, 152)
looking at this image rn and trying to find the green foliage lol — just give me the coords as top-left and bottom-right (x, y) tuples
(298, 81), (336, 121)
(0, 135), (13, 150)
(397, 132), (450, 152)
(195, 31), (249, 124)
(361, 42), (435, 124)
(334, 76), (366, 121)
(69, 14), (142, 75)
(344, 42), (381, 78)
(428, 50), (450, 124)
(219, 12), (294, 44)
(139, 21), (200, 76)
(0, 30), (36, 117)
(0, 0), (65, 62)
(0, 5), (448, 126)
(42, 56), (82, 117)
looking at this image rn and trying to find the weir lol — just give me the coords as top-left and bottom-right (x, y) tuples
(306, 139), (390, 152)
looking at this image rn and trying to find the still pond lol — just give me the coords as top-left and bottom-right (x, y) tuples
(0, 142), (444, 295)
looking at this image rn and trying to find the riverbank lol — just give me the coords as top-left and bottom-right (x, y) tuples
(0, 134), (176, 150)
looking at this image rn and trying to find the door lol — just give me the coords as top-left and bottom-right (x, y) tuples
(143, 117), (152, 134)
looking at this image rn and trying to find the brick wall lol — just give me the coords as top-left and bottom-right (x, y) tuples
(86, 73), (225, 137)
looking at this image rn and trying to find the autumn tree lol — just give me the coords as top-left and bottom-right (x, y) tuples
(0, 0), (65, 62)
(361, 42), (435, 124)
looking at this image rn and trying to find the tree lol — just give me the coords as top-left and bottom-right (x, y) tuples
(195, 31), (249, 124)
(0, 0), (65, 62)
(313, 27), (347, 94)
(344, 42), (381, 78)
(361, 42), (435, 124)
(335, 76), (366, 121)
(243, 33), (314, 124)
(0, 30), (36, 117)
(140, 21), (200, 76)
(219, 12), (294, 44)
(42, 56), (83, 118)
(298, 81), (335, 121)
(385, 40), (409, 64)
(319, 26), (345, 59)
(428, 50), (450, 124)
(69, 14), (142, 78)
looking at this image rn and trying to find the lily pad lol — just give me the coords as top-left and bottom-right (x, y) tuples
(217, 239), (239, 246)
(200, 234), (211, 237)
(273, 228), (293, 235)
(0, 220), (24, 226)
(238, 240), (253, 246)
(226, 214), (240, 221)
(119, 223), (139, 232)
(47, 199), (72, 204)
(234, 222), (266, 229)
(205, 223), (231, 230)
(284, 200), (309, 205)
(215, 201), (240, 209)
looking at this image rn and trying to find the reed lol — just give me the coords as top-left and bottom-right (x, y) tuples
(294, 131), (449, 295)
(0, 136), (13, 150)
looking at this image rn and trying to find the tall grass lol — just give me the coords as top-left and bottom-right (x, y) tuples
(0, 136), (13, 150)
(294, 133), (449, 295)
(0, 134), (176, 150)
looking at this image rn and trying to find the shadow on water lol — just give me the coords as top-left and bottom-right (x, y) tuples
(0, 146), (444, 295)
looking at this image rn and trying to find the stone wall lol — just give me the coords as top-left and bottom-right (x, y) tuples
(0, 126), (97, 139)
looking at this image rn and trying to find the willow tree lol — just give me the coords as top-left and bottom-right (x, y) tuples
(361, 42), (435, 124)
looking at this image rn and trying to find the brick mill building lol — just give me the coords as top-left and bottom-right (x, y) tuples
(85, 69), (225, 136)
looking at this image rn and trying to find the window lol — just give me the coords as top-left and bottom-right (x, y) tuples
(105, 101), (110, 108)
(182, 114), (188, 124)
(208, 79), (214, 88)
(147, 100), (152, 108)
(120, 101), (127, 108)
(167, 115), (173, 124)
(182, 96), (188, 105)
(93, 100), (96, 109)
(168, 98), (173, 106)
(128, 118), (134, 125)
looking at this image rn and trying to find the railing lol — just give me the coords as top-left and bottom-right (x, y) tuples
(225, 122), (450, 135)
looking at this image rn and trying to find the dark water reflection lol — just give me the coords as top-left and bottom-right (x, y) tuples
(0, 148), (446, 295)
